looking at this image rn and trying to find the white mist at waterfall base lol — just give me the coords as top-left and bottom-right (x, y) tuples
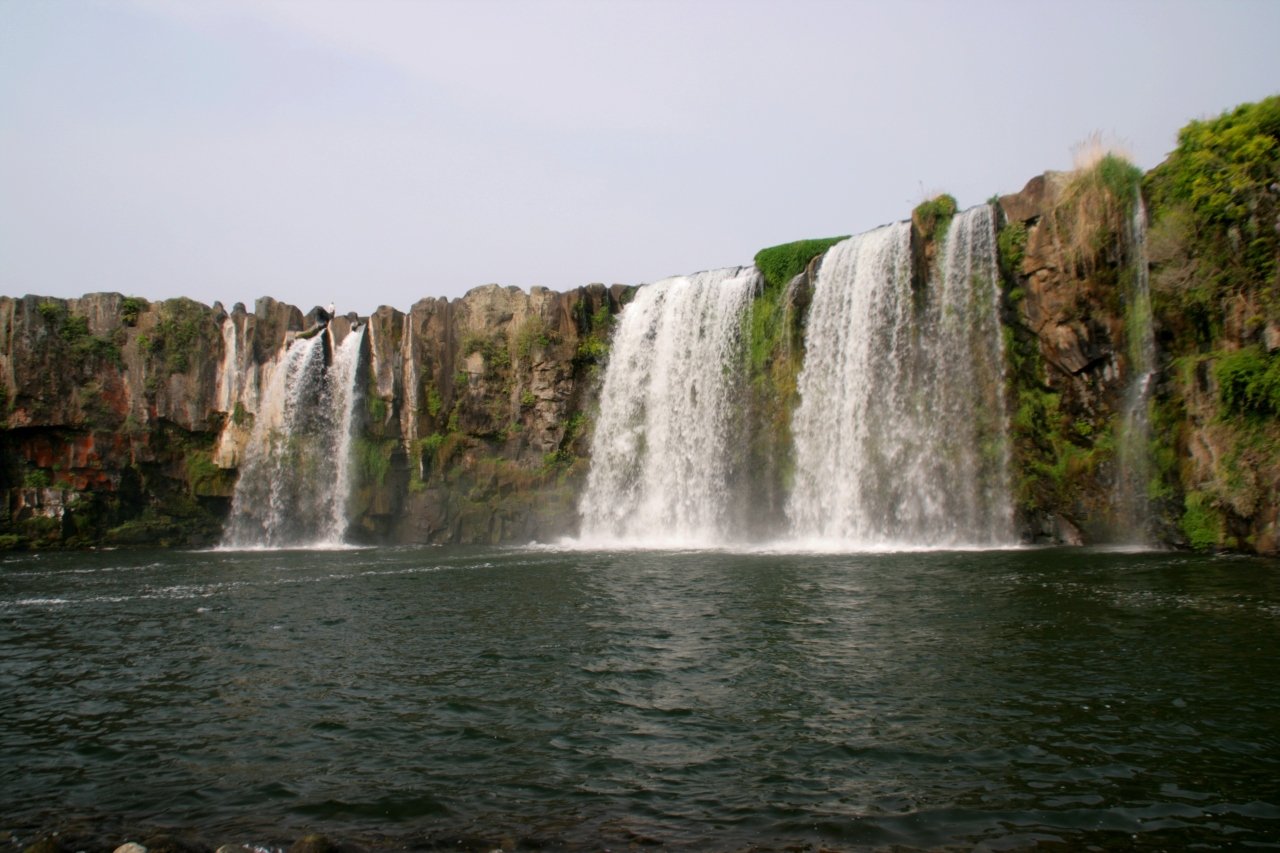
(788, 205), (1015, 549)
(1115, 195), (1157, 544)
(221, 325), (366, 550)
(577, 268), (757, 547)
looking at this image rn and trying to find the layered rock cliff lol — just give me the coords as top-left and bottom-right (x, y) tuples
(0, 284), (632, 549)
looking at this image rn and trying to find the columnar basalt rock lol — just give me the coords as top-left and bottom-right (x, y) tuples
(0, 281), (633, 549)
(354, 283), (633, 545)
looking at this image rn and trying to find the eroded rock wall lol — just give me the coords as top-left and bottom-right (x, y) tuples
(997, 172), (1139, 544)
(352, 283), (632, 545)
(996, 154), (1280, 554)
(0, 283), (633, 550)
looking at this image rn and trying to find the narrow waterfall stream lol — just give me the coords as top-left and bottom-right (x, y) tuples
(579, 268), (758, 545)
(1115, 195), (1156, 542)
(222, 324), (365, 549)
(788, 205), (1014, 547)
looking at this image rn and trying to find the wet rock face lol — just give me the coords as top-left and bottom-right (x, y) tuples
(1002, 172), (1127, 401)
(999, 173), (1134, 541)
(0, 282), (634, 550)
(353, 282), (632, 545)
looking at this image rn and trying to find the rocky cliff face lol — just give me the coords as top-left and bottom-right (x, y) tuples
(348, 283), (631, 545)
(995, 167), (1150, 545)
(0, 284), (631, 550)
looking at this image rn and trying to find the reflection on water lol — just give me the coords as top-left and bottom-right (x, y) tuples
(1, 546), (1277, 850)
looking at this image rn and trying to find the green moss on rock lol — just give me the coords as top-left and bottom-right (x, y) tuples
(1214, 346), (1280, 417)
(754, 236), (849, 289)
(912, 194), (958, 241)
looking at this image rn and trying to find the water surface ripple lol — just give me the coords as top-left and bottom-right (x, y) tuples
(1, 547), (1277, 850)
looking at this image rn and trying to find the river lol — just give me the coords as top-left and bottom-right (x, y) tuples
(2, 545), (1277, 850)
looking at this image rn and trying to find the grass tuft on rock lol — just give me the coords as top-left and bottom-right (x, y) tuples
(912, 194), (958, 242)
(1049, 154), (1143, 276)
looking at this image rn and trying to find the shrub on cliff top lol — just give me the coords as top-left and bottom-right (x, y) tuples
(1145, 95), (1280, 331)
(120, 297), (148, 326)
(34, 301), (121, 367)
(1049, 152), (1143, 275)
(37, 302), (66, 324)
(147, 298), (212, 375)
(912, 194), (957, 242)
(1148, 96), (1280, 228)
(754, 236), (850, 289)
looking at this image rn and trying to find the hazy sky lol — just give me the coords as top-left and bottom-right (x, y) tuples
(1, 0), (1277, 315)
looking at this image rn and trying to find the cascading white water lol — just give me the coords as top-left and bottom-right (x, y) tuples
(215, 318), (240, 413)
(222, 325), (366, 549)
(1115, 196), (1156, 542)
(788, 205), (1014, 548)
(579, 267), (758, 545)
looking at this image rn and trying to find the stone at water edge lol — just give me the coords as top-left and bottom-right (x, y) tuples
(140, 837), (211, 853)
(114, 845), (148, 853)
(215, 846), (253, 853)
(288, 835), (339, 853)
(22, 837), (63, 853)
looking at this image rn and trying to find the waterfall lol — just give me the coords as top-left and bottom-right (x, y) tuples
(215, 317), (240, 413)
(579, 267), (757, 545)
(222, 324), (366, 549)
(1115, 196), (1156, 542)
(788, 205), (1014, 548)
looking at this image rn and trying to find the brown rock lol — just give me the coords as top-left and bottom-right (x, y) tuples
(289, 835), (339, 853)
(1264, 320), (1280, 352)
(141, 836), (210, 853)
(22, 837), (63, 853)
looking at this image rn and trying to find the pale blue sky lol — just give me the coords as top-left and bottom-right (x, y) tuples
(1, 0), (1277, 315)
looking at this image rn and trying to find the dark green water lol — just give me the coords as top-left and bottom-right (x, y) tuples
(1, 546), (1278, 851)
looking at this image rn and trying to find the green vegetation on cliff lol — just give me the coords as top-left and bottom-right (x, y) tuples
(912, 194), (957, 241)
(743, 247), (827, 532)
(995, 152), (1144, 538)
(37, 301), (122, 369)
(1141, 95), (1280, 550)
(574, 303), (615, 362)
(1051, 155), (1143, 275)
(1146, 95), (1280, 344)
(120, 296), (147, 326)
(140, 298), (220, 393)
(1215, 346), (1280, 416)
(1002, 322), (1115, 520)
(754, 237), (848, 289)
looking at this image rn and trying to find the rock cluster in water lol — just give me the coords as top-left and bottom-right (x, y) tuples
(2, 131), (1278, 551)
(16, 832), (380, 853)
